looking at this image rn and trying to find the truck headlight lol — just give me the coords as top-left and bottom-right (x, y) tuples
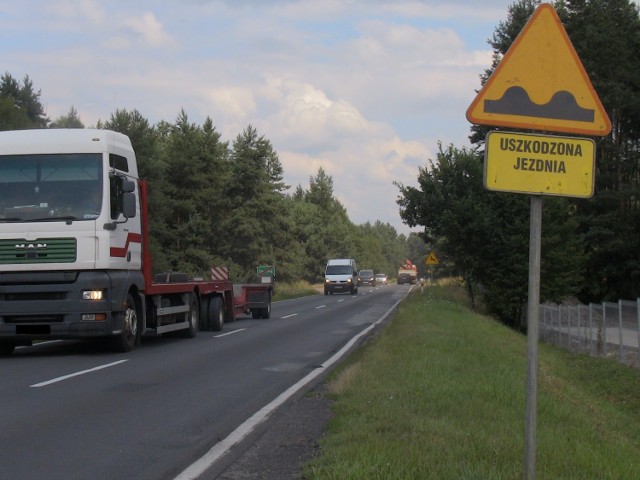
(82, 289), (105, 301)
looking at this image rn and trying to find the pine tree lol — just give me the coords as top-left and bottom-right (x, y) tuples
(50, 106), (84, 128)
(220, 125), (292, 280)
(0, 73), (48, 129)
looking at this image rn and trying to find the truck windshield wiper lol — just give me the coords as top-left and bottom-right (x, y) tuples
(29, 216), (80, 223)
(0, 215), (81, 223)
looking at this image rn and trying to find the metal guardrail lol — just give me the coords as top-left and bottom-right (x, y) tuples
(539, 299), (640, 368)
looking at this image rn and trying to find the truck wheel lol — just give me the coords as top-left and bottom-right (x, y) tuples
(209, 296), (224, 331)
(251, 309), (260, 319)
(183, 293), (199, 338)
(112, 293), (139, 352)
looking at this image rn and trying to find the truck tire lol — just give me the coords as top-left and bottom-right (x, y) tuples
(209, 296), (224, 331)
(260, 296), (271, 319)
(112, 293), (139, 352)
(182, 293), (199, 338)
(199, 297), (211, 331)
(251, 309), (261, 319)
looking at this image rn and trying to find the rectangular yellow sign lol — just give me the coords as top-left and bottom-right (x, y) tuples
(484, 131), (595, 198)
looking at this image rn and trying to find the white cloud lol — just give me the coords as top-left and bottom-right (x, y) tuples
(266, 80), (381, 153)
(122, 12), (176, 48)
(258, 77), (431, 233)
(202, 86), (257, 122)
(46, 0), (106, 25)
(352, 20), (466, 65)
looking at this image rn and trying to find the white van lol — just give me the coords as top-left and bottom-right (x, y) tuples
(324, 258), (358, 295)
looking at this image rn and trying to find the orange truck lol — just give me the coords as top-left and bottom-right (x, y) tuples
(0, 129), (273, 355)
(397, 259), (417, 285)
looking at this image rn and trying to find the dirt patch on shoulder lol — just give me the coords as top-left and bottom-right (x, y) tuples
(215, 385), (332, 480)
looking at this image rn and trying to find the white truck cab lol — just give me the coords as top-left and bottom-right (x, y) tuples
(0, 129), (144, 354)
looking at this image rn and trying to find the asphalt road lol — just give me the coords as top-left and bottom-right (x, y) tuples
(0, 284), (408, 480)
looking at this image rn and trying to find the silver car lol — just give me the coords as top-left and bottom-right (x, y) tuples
(375, 273), (388, 285)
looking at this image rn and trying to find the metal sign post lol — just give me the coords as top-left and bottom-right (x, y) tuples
(524, 195), (542, 480)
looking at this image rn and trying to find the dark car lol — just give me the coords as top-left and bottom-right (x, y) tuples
(358, 269), (376, 286)
(397, 273), (414, 285)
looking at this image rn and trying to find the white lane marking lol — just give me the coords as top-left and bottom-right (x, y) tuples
(281, 313), (298, 319)
(337, 299), (345, 303)
(315, 305), (326, 309)
(173, 292), (409, 480)
(30, 360), (129, 388)
(213, 328), (246, 338)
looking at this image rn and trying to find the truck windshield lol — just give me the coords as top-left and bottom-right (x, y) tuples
(0, 153), (103, 222)
(326, 265), (353, 275)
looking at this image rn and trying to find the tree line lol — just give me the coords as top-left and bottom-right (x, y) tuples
(397, 0), (640, 328)
(0, 73), (416, 283)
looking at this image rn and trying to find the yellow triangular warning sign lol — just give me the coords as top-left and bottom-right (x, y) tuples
(426, 252), (439, 265)
(466, 3), (611, 136)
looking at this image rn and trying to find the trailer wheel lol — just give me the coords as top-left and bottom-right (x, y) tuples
(251, 309), (260, 319)
(183, 293), (199, 338)
(209, 296), (224, 331)
(260, 294), (272, 319)
(112, 293), (139, 352)
(199, 297), (211, 331)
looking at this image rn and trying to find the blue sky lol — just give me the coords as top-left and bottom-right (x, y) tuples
(1, 0), (516, 235)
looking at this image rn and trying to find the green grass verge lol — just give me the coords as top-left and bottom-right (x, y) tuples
(304, 285), (640, 479)
(272, 281), (321, 302)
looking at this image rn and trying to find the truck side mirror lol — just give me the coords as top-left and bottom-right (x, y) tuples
(122, 179), (136, 193)
(122, 192), (136, 218)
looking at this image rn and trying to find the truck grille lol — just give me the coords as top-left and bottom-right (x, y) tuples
(0, 238), (77, 264)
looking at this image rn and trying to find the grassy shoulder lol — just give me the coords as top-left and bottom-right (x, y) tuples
(304, 285), (640, 479)
(272, 281), (322, 302)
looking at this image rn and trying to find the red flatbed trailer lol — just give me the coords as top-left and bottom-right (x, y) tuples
(138, 180), (273, 337)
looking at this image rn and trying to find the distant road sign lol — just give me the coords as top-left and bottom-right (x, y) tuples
(484, 131), (595, 198)
(256, 265), (275, 277)
(426, 252), (439, 265)
(466, 4), (610, 136)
